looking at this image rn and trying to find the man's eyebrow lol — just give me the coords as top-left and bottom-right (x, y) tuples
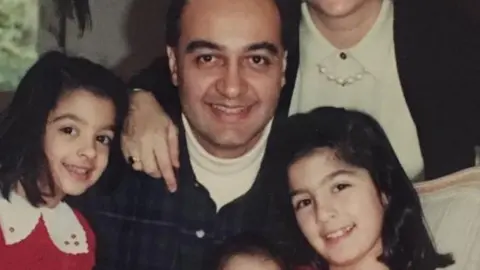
(185, 39), (222, 53)
(246, 42), (279, 55)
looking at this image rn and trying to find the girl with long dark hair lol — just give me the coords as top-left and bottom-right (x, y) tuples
(0, 51), (128, 269)
(275, 107), (454, 270)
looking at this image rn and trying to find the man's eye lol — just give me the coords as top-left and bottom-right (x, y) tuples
(197, 55), (215, 64)
(249, 55), (270, 66)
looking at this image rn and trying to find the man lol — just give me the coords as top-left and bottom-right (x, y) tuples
(123, 0), (480, 187)
(79, 0), (299, 269)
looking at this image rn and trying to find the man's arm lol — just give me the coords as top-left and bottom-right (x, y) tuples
(128, 56), (179, 109)
(122, 55), (180, 192)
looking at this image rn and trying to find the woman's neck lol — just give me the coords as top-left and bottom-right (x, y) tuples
(307, 0), (383, 49)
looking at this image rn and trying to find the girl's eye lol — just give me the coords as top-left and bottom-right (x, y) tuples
(332, 183), (351, 193)
(97, 135), (113, 146)
(60, 127), (77, 136)
(294, 198), (312, 211)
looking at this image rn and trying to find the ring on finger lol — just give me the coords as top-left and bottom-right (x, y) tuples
(128, 156), (140, 165)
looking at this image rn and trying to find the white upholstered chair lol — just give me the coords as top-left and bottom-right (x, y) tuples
(416, 167), (480, 270)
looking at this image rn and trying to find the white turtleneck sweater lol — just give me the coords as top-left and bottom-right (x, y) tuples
(182, 115), (273, 211)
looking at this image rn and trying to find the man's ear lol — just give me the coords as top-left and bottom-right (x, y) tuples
(167, 46), (179, 86)
(281, 51), (288, 88)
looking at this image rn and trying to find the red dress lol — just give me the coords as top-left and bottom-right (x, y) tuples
(0, 203), (95, 270)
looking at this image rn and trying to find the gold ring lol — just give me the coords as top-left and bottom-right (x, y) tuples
(128, 156), (139, 164)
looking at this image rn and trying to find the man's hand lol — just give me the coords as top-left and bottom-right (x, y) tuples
(122, 90), (180, 192)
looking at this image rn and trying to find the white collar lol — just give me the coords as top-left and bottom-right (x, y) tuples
(301, 0), (394, 78)
(182, 114), (273, 175)
(0, 192), (89, 255)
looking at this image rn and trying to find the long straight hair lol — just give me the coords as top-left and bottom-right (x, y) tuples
(0, 51), (129, 206)
(272, 107), (454, 270)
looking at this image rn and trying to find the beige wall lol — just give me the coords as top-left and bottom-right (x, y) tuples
(0, 0), (170, 109)
(38, 0), (170, 80)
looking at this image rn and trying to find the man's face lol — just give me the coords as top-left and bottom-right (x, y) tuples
(168, 0), (287, 158)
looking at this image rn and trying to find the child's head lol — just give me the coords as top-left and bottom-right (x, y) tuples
(0, 51), (129, 206)
(207, 233), (288, 270)
(277, 107), (453, 269)
(289, 147), (385, 269)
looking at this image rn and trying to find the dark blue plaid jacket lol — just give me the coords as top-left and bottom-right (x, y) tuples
(70, 35), (302, 269)
(72, 118), (293, 270)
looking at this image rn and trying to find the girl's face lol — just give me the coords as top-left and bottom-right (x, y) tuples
(288, 148), (384, 269)
(222, 254), (281, 270)
(43, 89), (115, 198)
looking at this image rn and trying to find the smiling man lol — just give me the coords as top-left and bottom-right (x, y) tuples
(79, 0), (299, 269)
(124, 0), (480, 187)
(166, 0), (287, 159)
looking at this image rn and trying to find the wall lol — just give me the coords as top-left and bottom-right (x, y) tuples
(0, 0), (170, 109)
(38, 0), (170, 80)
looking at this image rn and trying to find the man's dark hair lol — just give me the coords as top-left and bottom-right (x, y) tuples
(165, 0), (300, 50)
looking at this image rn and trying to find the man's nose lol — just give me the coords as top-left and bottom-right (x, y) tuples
(216, 63), (246, 99)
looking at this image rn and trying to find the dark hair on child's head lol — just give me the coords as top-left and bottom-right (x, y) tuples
(0, 51), (129, 206)
(205, 232), (289, 270)
(272, 106), (454, 270)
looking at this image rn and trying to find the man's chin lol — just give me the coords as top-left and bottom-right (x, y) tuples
(202, 133), (264, 158)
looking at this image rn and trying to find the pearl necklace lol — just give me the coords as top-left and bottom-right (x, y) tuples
(317, 64), (369, 87)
